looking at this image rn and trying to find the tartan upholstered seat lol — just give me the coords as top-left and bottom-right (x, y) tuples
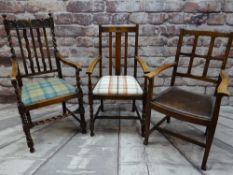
(22, 78), (77, 105)
(93, 75), (143, 96)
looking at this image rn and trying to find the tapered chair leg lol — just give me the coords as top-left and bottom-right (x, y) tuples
(144, 106), (151, 145)
(141, 99), (146, 137)
(201, 126), (216, 170)
(166, 116), (170, 123)
(89, 98), (95, 136)
(62, 102), (66, 114)
(132, 100), (136, 112)
(204, 127), (208, 136)
(78, 97), (87, 134)
(100, 99), (104, 112)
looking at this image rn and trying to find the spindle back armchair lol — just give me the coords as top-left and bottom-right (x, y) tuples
(87, 24), (150, 136)
(3, 14), (86, 152)
(143, 29), (233, 170)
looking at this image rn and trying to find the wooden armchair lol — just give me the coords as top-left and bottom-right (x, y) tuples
(86, 25), (149, 136)
(3, 14), (86, 152)
(143, 29), (233, 170)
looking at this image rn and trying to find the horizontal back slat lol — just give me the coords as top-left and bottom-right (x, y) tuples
(4, 18), (53, 30)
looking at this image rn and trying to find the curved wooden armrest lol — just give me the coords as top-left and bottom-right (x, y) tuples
(11, 59), (18, 81)
(56, 51), (82, 71)
(145, 62), (176, 79)
(136, 56), (150, 74)
(86, 57), (101, 75)
(217, 70), (230, 96)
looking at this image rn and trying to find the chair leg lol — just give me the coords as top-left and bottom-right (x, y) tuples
(204, 127), (208, 136)
(166, 116), (171, 123)
(144, 107), (151, 145)
(62, 102), (66, 114)
(20, 113), (35, 153)
(141, 99), (146, 137)
(201, 126), (216, 170)
(100, 99), (104, 112)
(78, 97), (87, 134)
(132, 100), (136, 112)
(89, 97), (95, 136)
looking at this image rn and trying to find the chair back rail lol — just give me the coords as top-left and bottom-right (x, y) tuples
(99, 24), (139, 76)
(171, 29), (233, 86)
(3, 14), (61, 79)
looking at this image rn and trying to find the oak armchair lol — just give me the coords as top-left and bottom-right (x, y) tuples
(144, 29), (233, 170)
(87, 24), (149, 136)
(3, 14), (86, 152)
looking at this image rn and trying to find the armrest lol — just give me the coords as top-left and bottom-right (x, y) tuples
(11, 59), (18, 81)
(136, 56), (150, 74)
(145, 62), (176, 79)
(86, 57), (101, 75)
(55, 51), (82, 71)
(217, 70), (231, 96)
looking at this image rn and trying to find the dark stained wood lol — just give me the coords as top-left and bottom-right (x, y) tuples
(202, 36), (215, 76)
(109, 32), (112, 75)
(115, 32), (121, 75)
(36, 28), (47, 71)
(43, 26), (52, 70)
(99, 25), (102, 77)
(86, 24), (147, 136)
(143, 28), (233, 170)
(134, 24), (139, 78)
(30, 27), (41, 72)
(124, 32), (128, 75)
(2, 14), (86, 153)
(23, 29), (34, 73)
(187, 35), (198, 74)
(16, 26), (28, 75)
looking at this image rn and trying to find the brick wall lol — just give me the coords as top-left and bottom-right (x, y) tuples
(0, 0), (233, 105)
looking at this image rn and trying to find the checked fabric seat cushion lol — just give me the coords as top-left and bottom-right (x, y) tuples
(21, 78), (77, 105)
(93, 75), (143, 96)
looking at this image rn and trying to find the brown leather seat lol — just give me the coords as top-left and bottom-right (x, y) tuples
(152, 87), (215, 120)
(143, 29), (233, 170)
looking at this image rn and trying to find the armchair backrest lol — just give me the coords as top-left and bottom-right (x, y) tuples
(3, 14), (62, 81)
(98, 24), (139, 76)
(171, 29), (233, 87)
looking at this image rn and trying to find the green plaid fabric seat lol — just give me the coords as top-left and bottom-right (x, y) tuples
(21, 78), (77, 105)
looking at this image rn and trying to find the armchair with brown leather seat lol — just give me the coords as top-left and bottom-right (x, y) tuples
(143, 29), (233, 170)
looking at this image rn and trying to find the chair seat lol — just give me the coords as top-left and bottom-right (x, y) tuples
(21, 78), (77, 105)
(152, 87), (215, 119)
(93, 75), (143, 96)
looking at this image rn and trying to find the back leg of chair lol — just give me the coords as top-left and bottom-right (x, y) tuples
(62, 102), (66, 114)
(26, 112), (32, 125)
(144, 105), (152, 145)
(166, 116), (171, 123)
(20, 112), (34, 153)
(204, 127), (208, 136)
(89, 96), (95, 136)
(141, 99), (146, 137)
(132, 100), (136, 112)
(78, 96), (87, 134)
(100, 99), (104, 112)
(201, 125), (217, 170)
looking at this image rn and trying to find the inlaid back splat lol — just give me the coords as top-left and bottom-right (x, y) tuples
(99, 24), (139, 76)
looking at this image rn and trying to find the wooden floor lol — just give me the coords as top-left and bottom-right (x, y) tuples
(0, 103), (233, 175)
